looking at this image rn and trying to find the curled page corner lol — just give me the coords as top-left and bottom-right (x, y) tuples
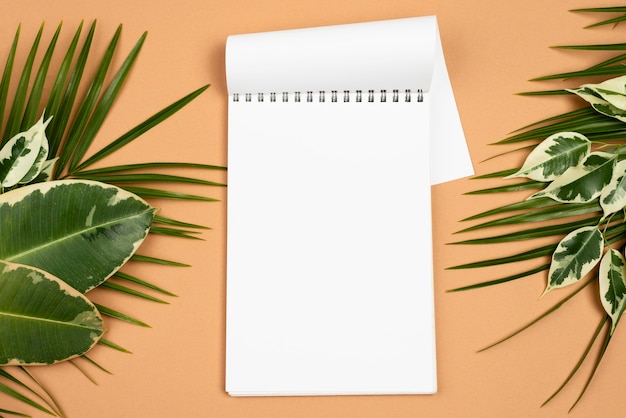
(226, 15), (474, 185)
(430, 18), (474, 184)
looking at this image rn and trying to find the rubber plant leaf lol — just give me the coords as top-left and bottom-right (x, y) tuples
(598, 248), (626, 335)
(0, 115), (51, 188)
(0, 260), (103, 365)
(530, 152), (616, 203)
(505, 132), (591, 182)
(568, 75), (626, 122)
(543, 226), (604, 296)
(600, 159), (626, 219)
(0, 179), (155, 293)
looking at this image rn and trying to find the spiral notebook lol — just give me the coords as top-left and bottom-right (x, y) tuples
(225, 16), (473, 396)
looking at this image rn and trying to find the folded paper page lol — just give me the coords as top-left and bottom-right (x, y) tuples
(225, 15), (471, 397)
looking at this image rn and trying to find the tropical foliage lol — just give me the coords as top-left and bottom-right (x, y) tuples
(452, 6), (626, 411)
(0, 21), (222, 417)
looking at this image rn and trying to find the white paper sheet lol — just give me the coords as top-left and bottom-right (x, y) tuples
(226, 15), (473, 184)
(225, 15), (471, 397)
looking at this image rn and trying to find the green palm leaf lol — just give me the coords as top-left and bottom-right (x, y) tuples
(454, 7), (626, 410)
(3, 24), (43, 142)
(0, 21), (219, 416)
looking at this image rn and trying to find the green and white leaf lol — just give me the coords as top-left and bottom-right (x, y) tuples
(31, 157), (58, 184)
(530, 152), (616, 203)
(0, 179), (156, 293)
(568, 76), (626, 122)
(0, 260), (103, 365)
(600, 159), (626, 218)
(544, 226), (604, 295)
(0, 115), (51, 188)
(598, 248), (626, 334)
(18, 120), (50, 185)
(505, 132), (591, 181)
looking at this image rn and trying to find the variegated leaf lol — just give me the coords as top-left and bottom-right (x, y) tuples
(530, 152), (616, 203)
(0, 179), (156, 293)
(0, 115), (51, 188)
(18, 128), (50, 184)
(0, 260), (103, 365)
(599, 248), (626, 334)
(505, 132), (590, 181)
(544, 226), (604, 295)
(600, 159), (626, 218)
(568, 75), (626, 122)
(30, 157), (58, 184)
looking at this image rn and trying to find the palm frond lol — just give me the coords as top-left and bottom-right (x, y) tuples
(452, 7), (626, 410)
(0, 25), (20, 137)
(113, 271), (176, 297)
(47, 21), (93, 158)
(74, 162), (226, 176)
(99, 281), (169, 304)
(130, 254), (190, 267)
(98, 338), (132, 354)
(55, 24), (123, 176)
(21, 23), (61, 131)
(71, 84), (210, 172)
(0, 20), (218, 416)
(93, 304), (150, 328)
(477, 279), (594, 350)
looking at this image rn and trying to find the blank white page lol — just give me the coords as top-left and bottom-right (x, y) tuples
(225, 16), (459, 396)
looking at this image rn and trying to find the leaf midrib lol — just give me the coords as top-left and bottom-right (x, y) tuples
(5, 208), (153, 262)
(0, 311), (100, 332)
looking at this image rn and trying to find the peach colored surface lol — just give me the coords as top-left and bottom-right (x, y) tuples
(1, 0), (624, 417)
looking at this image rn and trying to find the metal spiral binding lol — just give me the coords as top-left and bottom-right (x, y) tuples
(232, 89), (424, 103)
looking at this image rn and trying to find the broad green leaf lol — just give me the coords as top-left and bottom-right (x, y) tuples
(0, 260), (103, 365)
(599, 249), (626, 334)
(544, 226), (604, 295)
(0, 179), (155, 292)
(0, 115), (51, 188)
(505, 132), (590, 181)
(530, 152), (616, 203)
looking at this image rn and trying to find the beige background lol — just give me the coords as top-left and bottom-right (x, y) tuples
(1, 0), (624, 416)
